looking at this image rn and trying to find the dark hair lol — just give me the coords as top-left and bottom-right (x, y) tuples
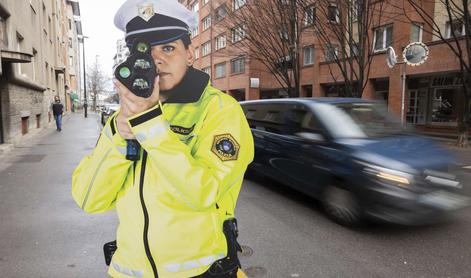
(182, 34), (191, 49)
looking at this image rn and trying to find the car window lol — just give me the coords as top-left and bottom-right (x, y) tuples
(242, 103), (287, 134)
(282, 104), (323, 136)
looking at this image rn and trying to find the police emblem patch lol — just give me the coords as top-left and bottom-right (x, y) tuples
(211, 134), (240, 161)
(138, 3), (154, 22)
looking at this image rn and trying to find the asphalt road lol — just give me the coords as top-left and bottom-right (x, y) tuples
(237, 166), (471, 278)
(0, 112), (470, 278)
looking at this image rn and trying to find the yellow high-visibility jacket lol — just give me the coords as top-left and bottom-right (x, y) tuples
(72, 68), (254, 278)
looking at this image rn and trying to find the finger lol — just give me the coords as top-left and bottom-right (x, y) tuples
(120, 99), (135, 116)
(150, 75), (160, 103)
(115, 80), (134, 98)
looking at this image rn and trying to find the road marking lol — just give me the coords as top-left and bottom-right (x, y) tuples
(463, 166), (471, 169)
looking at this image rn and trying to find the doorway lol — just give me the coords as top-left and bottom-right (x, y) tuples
(406, 89), (427, 125)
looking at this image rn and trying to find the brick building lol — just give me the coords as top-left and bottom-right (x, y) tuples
(0, 0), (82, 145)
(181, 0), (468, 135)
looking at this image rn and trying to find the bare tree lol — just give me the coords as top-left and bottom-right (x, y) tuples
(401, 0), (470, 147)
(311, 0), (389, 97)
(222, 0), (306, 98)
(86, 61), (109, 111)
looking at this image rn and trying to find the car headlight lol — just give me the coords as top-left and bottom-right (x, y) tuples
(376, 171), (410, 186)
(357, 161), (414, 188)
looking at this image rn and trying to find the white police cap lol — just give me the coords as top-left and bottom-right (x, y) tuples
(114, 0), (197, 46)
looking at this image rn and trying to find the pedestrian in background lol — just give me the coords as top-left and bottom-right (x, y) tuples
(72, 0), (254, 277)
(52, 96), (64, 132)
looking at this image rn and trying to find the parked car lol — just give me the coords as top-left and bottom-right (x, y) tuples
(101, 104), (120, 126)
(240, 98), (470, 226)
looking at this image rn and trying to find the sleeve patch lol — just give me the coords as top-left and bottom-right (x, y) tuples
(211, 134), (240, 161)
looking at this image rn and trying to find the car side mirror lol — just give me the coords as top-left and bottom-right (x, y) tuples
(295, 132), (325, 142)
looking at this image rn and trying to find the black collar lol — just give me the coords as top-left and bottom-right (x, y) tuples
(162, 67), (210, 104)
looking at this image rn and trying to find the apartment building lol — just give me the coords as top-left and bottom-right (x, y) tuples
(182, 0), (467, 135)
(113, 38), (129, 69)
(0, 0), (82, 144)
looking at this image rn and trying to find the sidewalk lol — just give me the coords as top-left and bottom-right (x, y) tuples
(0, 112), (117, 278)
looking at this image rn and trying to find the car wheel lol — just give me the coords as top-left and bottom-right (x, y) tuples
(322, 184), (362, 226)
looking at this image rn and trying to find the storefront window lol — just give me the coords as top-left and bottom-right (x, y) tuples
(431, 88), (458, 124)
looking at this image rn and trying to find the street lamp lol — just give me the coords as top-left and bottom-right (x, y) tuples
(78, 35), (89, 118)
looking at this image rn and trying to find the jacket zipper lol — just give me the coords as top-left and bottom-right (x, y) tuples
(139, 151), (158, 277)
(81, 148), (112, 210)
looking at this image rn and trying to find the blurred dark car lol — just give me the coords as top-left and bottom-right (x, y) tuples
(101, 104), (120, 126)
(241, 98), (470, 226)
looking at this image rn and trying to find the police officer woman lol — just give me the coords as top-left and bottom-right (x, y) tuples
(72, 0), (254, 277)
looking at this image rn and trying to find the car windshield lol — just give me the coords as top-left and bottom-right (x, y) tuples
(315, 102), (407, 139)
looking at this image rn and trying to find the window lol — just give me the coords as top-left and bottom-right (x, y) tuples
(233, 0), (246, 11)
(231, 57), (245, 74)
(202, 66), (211, 76)
(431, 88), (459, 124)
(304, 5), (315, 26)
(410, 23), (423, 42)
(194, 47), (200, 59)
(279, 24), (289, 41)
(446, 19), (465, 38)
(16, 33), (24, 75)
(373, 25), (393, 51)
(231, 25), (245, 42)
(30, 4), (37, 26)
(202, 15), (211, 31)
(303, 46), (314, 65)
(32, 48), (37, 81)
(0, 16), (7, 47)
(215, 62), (226, 78)
(69, 55), (74, 68)
(243, 103), (287, 134)
(350, 0), (358, 22)
(325, 44), (338, 62)
(191, 25), (199, 38)
(191, 1), (199, 13)
(68, 19), (72, 30)
(351, 43), (359, 57)
(215, 34), (226, 50)
(327, 4), (339, 23)
(215, 5), (227, 22)
(202, 41), (211, 56)
(283, 106), (318, 136)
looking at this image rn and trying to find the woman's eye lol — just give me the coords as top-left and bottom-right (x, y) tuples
(163, 46), (175, 52)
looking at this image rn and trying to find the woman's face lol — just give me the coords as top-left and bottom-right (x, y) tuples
(151, 39), (194, 91)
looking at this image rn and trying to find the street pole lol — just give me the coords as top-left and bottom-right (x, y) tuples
(80, 35), (89, 118)
(401, 62), (407, 126)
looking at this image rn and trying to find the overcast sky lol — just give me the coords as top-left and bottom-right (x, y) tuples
(79, 0), (125, 86)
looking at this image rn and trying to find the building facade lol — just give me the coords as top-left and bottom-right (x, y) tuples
(0, 0), (82, 144)
(182, 0), (468, 135)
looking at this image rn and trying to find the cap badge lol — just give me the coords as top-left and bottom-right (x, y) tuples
(138, 3), (155, 22)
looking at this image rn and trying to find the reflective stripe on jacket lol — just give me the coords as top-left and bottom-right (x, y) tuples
(72, 68), (254, 278)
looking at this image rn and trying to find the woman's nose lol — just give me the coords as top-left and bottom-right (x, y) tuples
(151, 50), (164, 65)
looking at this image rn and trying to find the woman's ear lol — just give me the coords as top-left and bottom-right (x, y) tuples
(187, 44), (195, 66)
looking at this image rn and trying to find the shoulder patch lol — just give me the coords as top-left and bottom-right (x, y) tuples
(211, 134), (240, 161)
